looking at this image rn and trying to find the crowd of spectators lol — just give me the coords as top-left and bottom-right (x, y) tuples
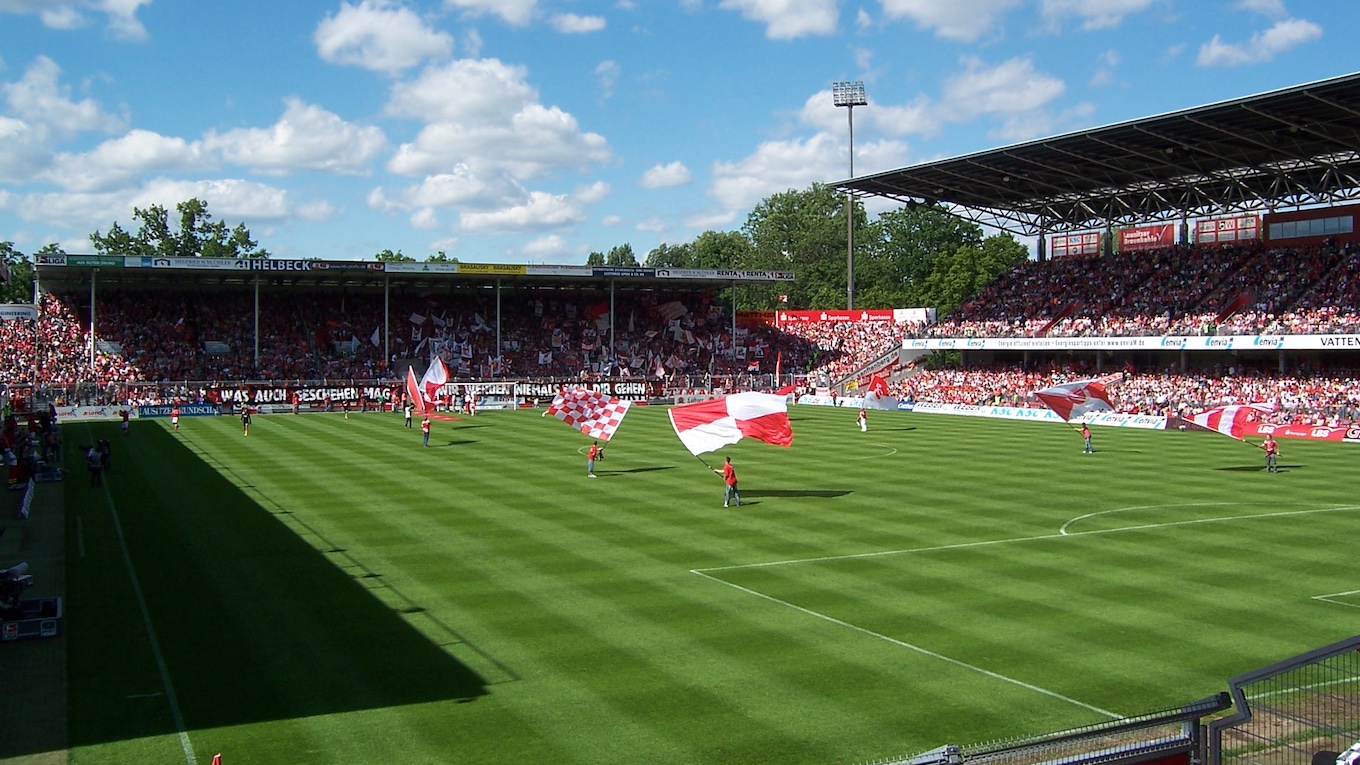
(920, 240), (1359, 338)
(890, 363), (1360, 425)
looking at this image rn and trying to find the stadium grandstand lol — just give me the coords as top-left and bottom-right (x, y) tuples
(829, 71), (1360, 430)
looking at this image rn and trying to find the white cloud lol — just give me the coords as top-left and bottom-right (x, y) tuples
(551, 13), (606, 33)
(444, 0), (537, 26)
(410, 207), (439, 229)
(799, 89), (938, 137)
(3, 56), (123, 138)
(460, 182), (607, 234)
(385, 58), (610, 180)
(1197, 17), (1322, 66)
(636, 218), (668, 233)
(1090, 48), (1120, 87)
(718, 0), (839, 39)
(600, 214), (622, 226)
(203, 98), (387, 175)
(684, 209), (739, 230)
(879, 0), (1021, 42)
(640, 161), (692, 189)
(1236, 0), (1286, 18)
(3, 177), (296, 235)
(0, 116), (51, 183)
(1040, 0), (1155, 31)
(314, 0), (453, 75)
(710, 133), (845, 211)
(0, 0), (152, 40)
(523, 234), (567, 256)
(595, 60), (620, 100)
(43, 129), (206, 192)
(941, 56), (1066, 120)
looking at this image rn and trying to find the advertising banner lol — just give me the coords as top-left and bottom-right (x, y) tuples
(0, 305), (39, 321)
(383, 262), (460, 274)
(458, 263), (527, 275)
(592, 267), (656, 278)
(52, 405), (126, 422)
(1246, 422), (1360, 443)
(1118, 223), (1175, 252)
(136, 404), (220, 418)
(66, 255), (127, 268)
(653, 268), (795, 281)
(1196, 216), (1260, 245)
(903, 334), (1360, 352)
(777, 309), (897, 324)
(1050, 231), (1100, 258)
(208, 384), (400, 409)
(514, 380), (662, 402)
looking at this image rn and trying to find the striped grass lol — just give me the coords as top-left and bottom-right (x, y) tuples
(60, 406), (1360, 765)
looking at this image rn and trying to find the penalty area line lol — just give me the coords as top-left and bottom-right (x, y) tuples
(690, 568), (1122, 720)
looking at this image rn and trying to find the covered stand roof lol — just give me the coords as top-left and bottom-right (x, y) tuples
(837, 71), (1360, 237)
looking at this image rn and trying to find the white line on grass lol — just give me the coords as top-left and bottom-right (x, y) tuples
(1312, 589), (1360, 609)
(844, 445), (898, 460)
(98, 469), (198, 765)
(1060, 502), (1256, 535)
(691, 568), (1122, 719)
(696, 504), (1360, 574)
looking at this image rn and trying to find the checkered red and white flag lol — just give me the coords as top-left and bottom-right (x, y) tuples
(548, 386), (632, 441)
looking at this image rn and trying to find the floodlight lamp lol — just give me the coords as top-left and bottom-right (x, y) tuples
(832, 80), (867, 107)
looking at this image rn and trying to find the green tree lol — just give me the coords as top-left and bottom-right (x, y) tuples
(605, 243), (638, 267)
(742, 183), (853, 309)
(916, 234), (1028, 315)
(375, 249), (414, 262)
(643, 241), (695, 268)
(425, 251), (457, 263)
(90, 198), (269, 259)
(0, 242), (36, 303)
(859, 203), (983, 307)
(585, 250), (605, 266)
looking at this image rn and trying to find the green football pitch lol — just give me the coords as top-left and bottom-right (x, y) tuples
(60, 405), (1360, 765)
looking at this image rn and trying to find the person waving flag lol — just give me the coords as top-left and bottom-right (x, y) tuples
(1032, 373), (1123, 421)
(548, 386), (632, 442)
(668, 392), (793, 456)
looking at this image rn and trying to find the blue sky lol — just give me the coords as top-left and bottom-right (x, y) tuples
(0, 0), (1349, 263)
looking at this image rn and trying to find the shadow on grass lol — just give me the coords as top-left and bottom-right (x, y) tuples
(597, 466), (677, 475)
(434, 439), (479, 447)
(1214, 464), (1300, 472)
(740, 489), (851, 498)
(65, 424), (490, 752)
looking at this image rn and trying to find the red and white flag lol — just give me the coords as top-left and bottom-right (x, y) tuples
(668, 392), (793, 455)
(420, 356), (449, 408)
(863, 374), (898, 411)
(1032, 373), (1122, 421)
(1188, 402), (1275, 440)
(549, 386), (632, 441)
(404, 367), (426, 415)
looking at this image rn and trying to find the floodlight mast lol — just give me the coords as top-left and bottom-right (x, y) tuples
(833, 81), (867, 309)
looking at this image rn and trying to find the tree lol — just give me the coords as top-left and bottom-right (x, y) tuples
(605, 243), (638, 267)
(585, 250), (605, 266)
(425, 251), (457, 263)
(742, 183), (852, 309)
(375, 249), (414, 262)
(915, 235), (1028, 315)
(859, 203), (983, 307)
(0, 242), (35, 304)
(644, 241), (695, 268)
(90, 198), (269, 259)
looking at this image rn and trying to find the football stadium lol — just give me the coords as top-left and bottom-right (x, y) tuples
(2, 75), (1360, 765)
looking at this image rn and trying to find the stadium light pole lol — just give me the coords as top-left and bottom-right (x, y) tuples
(833, 81), (867, 310)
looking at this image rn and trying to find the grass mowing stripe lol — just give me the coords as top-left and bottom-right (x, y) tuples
(81, 425), (198, 765)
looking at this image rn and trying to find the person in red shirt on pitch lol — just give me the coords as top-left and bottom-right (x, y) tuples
(171, 405), (180, 431)
(714, 456), (741, 507)
(587, 441), (599, 478)
(120, 408), (130, 436)
(421, 416), (431, 447)
(1264, 434), (1279, 473)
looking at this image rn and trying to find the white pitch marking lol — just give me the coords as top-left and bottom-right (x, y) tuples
(691, 569), (1122, 719)
(696, 504), (1360, 574)
(1312, 589), (1360, 610)
(1060, 501), (1260, 536)
(92, 427), (198, 765)
(844, 445), (898, 460)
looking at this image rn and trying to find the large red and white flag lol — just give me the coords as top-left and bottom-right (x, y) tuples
(404, 367), (426, 415)
(549, 386), (632, 441)
(863, 374), (898, 411)
(411, 357), (448, 413)
(669, 392), (793, 455)
(1188, 402), (1275, 440)
(1032, 373), (1122, 421)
